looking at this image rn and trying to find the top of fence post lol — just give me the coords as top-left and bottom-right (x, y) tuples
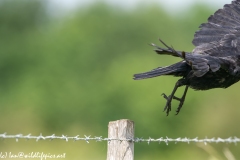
(107, 119), (134, 160)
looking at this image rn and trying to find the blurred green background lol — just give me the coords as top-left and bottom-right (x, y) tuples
(0, 0), (240, 159)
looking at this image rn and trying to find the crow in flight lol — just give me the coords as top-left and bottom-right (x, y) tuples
(134, 0), (240, 116)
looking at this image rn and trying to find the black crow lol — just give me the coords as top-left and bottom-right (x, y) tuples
(134, 0), (240, 116)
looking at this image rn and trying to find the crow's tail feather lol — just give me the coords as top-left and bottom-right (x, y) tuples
(133, 61), (188, 80)
(151, 38), (185, 58)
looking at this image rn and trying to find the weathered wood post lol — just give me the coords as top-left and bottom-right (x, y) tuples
(107, 119), (134, 160)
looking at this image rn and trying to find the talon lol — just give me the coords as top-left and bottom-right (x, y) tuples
(175, 86), (188, 115)
(161, 93), (168, 100)
(176, 101), (184, 115)
(162, 93), (172, 114)
(163, 99), (171, 111)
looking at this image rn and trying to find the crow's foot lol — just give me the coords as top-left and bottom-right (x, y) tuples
(162, 93), (173, 116)
(172, 96), (185, 115)
(161, 86), (188, 116)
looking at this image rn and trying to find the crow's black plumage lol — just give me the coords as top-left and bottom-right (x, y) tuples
(134, 0), (240, 116)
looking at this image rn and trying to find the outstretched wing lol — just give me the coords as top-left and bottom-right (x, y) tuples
(192, 0), (240, 57)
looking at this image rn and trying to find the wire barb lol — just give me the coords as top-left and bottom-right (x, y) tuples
(0, 133), (239, 145)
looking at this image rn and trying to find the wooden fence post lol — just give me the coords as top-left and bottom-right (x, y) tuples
(107, 119), (134, 160)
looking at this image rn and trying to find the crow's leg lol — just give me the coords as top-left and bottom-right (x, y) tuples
(161, 79), (186, 116)
(173, 86), (189, 115)
(162, 90), (178, 116)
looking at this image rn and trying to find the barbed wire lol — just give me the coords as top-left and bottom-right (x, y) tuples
(0, 133), (239, 145)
